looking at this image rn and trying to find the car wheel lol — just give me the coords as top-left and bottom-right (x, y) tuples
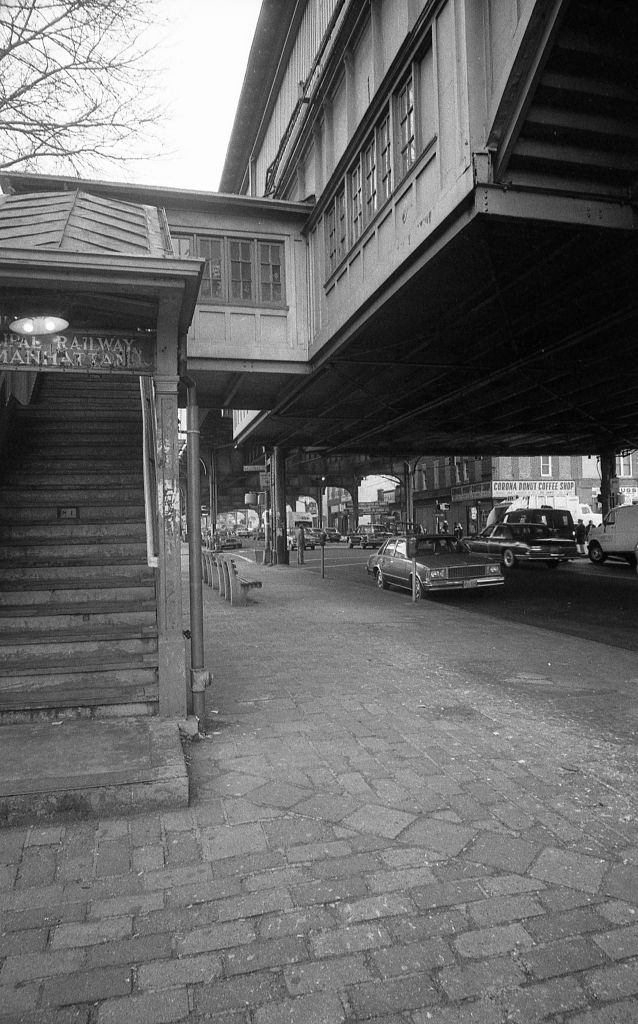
(546, 561), (560, 569)
(376, 568), (389, 590)
(502, 548), (516, 570)
(588, 542), (606, 565)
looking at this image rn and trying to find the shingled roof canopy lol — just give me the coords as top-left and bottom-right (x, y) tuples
(0, 190), (172, 257)
(0, 190), (202, 334)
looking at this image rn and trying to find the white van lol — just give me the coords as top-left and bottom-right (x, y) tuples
(587, 503), (638, 566)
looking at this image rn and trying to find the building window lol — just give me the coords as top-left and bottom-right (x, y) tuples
(199, 237), (224, 300)
(259, 242), (283, 303)
(350, 162), (363, 241)
(336, 188), (346, 261)
(616, 453), (632, 477)
(173, 233), (285, 306)
(363, 136), (377, 222)
(230, 239), (253, 301)
(397, 75), (415, 177)
(540, 456), (552, 477)
(326, 188), (347, 275)
(379, 114), (392, 202)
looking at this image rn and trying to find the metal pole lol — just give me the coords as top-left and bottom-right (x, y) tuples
(321, 542), (325, 579)
(273, 445), (287, 564)
(184, 377), (211, 730)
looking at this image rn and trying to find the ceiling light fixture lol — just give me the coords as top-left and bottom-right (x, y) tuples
(10, 315), (69, 336)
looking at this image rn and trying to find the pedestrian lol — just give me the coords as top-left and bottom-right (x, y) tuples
(441, 518), (449, 534)
(575, 518), (587, 555)
(295, 523), (305, 565)
(453, 522), (463, 540)
(586, 519), (594, 538)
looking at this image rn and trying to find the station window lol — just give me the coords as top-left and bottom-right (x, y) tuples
(397, 75), (416, 177)
(326, 187), (347, 274)
(540, 456), (552, 477)
(199, 237), (223, 300)
(172, 233), (285, 307)
(260, 242), (283, 303)
(378, 114), (392, 202)
(616, 453), (632, 477)
(230, 239), (253, 301)
(363, 136), (377, 221)
(350, 162), (363, 241)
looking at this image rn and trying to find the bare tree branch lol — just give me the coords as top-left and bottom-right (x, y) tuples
(0, 0), (167, 174)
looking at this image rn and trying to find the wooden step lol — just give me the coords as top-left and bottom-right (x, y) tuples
(0, 522), (145, 542)
(7, 455), (142, 472)
(2, 470), (142, 488)
(0, 601), (157, 633)
(0, 506), (146, 524)
(0, 544), (147, 569)
(16, 406), (142, 422)
(0, 563), (155, 584)
(0, 581), (155, 606)
(0, 629), (158, 660)
(0, 658), (159, 713)
(0, 487), (145, 505)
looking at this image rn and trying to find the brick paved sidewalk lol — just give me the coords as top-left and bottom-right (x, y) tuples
(1, 556), (637, 1023)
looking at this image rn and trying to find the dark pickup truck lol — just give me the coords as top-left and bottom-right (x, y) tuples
(347, 526), (390, 549)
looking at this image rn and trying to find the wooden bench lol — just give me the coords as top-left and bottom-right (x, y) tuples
(201, 546), (216, 588)
(228, 557), (262, 607)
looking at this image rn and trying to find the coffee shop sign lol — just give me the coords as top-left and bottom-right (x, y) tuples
(0, 330), (154, 373)
(493, 480), (576, 497)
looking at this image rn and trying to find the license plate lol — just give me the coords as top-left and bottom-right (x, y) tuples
(463, 579), (478, 588)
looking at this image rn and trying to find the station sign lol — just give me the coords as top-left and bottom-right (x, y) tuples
(0, 328), (155, 374)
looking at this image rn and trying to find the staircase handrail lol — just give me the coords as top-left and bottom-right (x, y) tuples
(139, 376), (159, 568)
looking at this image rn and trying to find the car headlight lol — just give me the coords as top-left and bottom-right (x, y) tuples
(428, 569), (446, 580)
(487, 564), (501, 575)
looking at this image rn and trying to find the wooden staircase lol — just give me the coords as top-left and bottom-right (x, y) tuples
(0, 374), (159, 721)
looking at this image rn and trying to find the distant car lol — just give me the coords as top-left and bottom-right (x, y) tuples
(466, 522), (576, 569)
(348, 525), (390, 549)
(288, 530), (316, 550)
(366, 534), (504, 598)
(323, 527), (342, 542)
(213, 532), (242, 550)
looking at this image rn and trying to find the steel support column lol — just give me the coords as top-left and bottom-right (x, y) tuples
(272, 445), (288, 564)
(599, 451), (617, 516)
(184, 376), (211, 728)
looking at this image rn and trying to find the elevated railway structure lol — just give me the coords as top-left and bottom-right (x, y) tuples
(2, 0), (638, 596)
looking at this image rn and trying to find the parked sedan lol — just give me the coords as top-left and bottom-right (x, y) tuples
(323, 527), (342, 542)
(366, 534), (504, 598)
(466, 523), (576, 569)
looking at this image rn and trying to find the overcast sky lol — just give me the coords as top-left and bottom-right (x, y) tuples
(128, 0), (262, 192)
